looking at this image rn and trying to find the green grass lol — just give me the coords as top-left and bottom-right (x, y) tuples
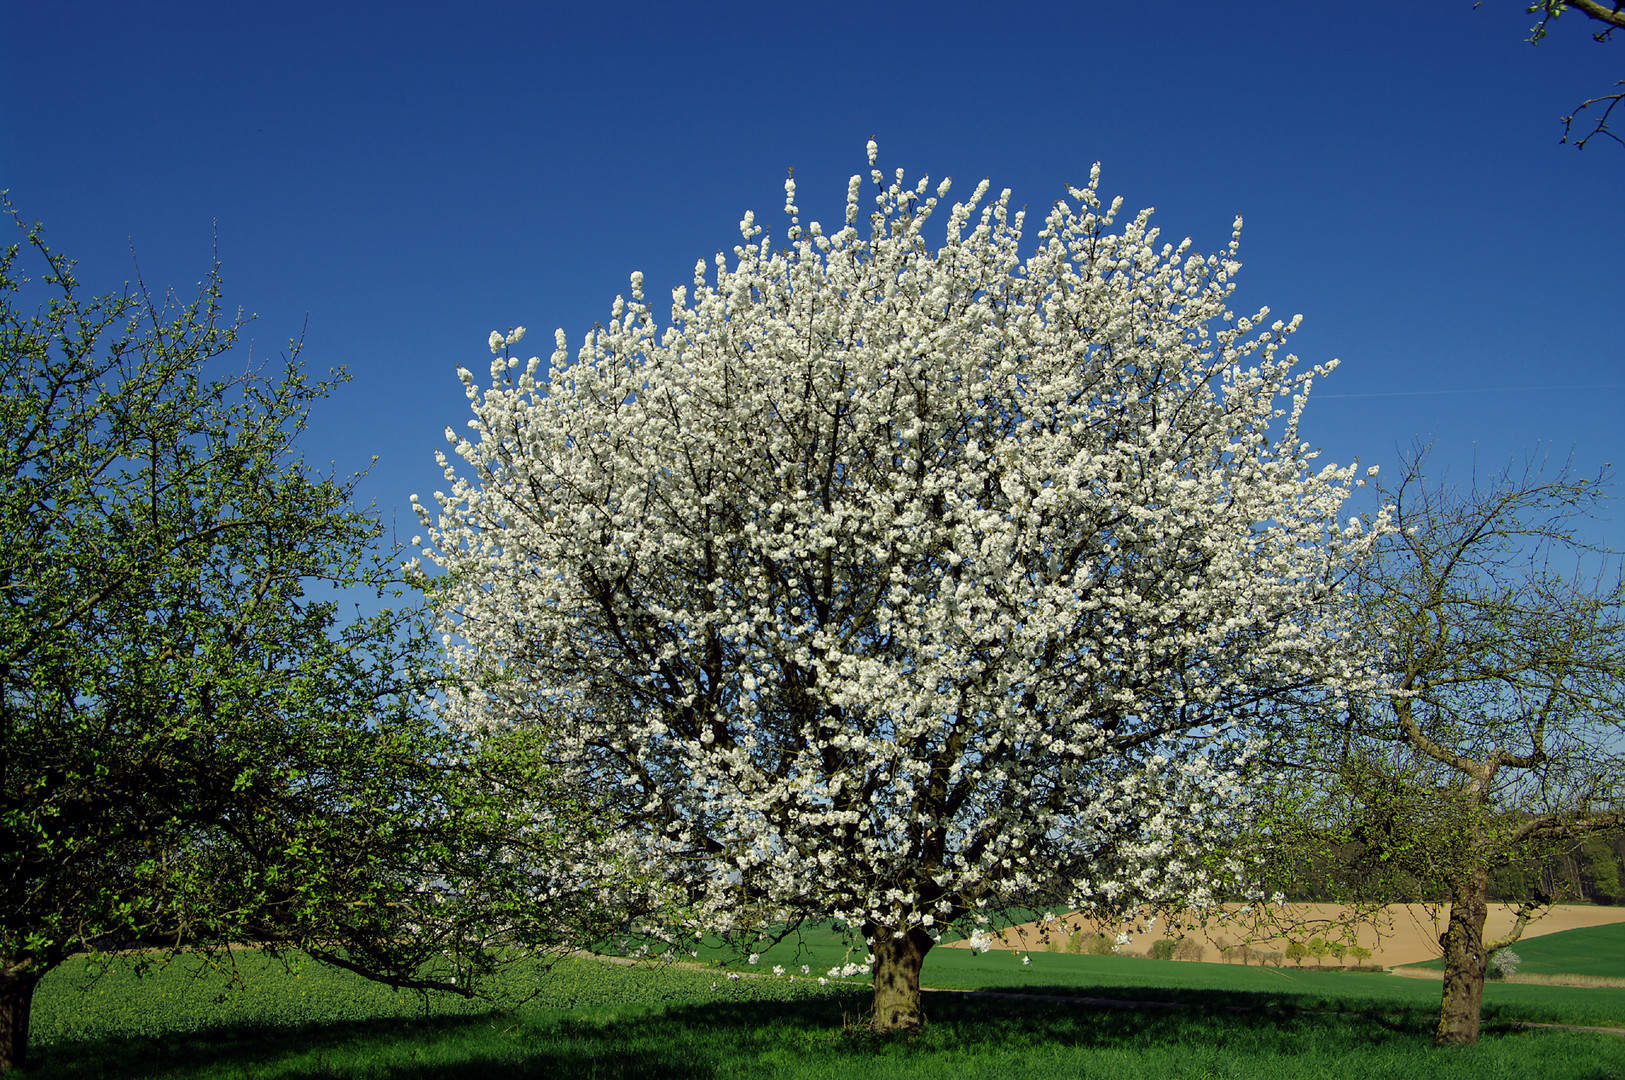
(698, 922), (1625, 1027)
(1399, 920), (1625, 980)
(24, 945), (1625, 1079)
(29, 949), (845, 1046)
(927, 949), (1625, 1027)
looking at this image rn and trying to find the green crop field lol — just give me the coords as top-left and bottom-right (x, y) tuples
(1398, 920), (1625, 980)
(24, 943), (1625, 1079)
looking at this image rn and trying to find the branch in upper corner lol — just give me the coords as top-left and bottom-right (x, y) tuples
(1561, 82), (1625, 149)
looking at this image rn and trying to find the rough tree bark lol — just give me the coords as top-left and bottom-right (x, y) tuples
(0, 971), (37, 1073)
(869, 925), (935, 1032)
(1435, 869), (1491, 1046)
(1435, 868), (1547, 1047)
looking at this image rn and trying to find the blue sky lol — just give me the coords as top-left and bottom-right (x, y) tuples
(4, 0), (1621, 542)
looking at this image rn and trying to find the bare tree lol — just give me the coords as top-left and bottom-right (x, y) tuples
(1333, 446), (1623, 1045)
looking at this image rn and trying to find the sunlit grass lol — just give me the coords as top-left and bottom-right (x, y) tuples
(26, 945), (1625, 1079)
(1400, 920), (1625, 981)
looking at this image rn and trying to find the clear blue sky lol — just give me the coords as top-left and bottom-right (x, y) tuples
(4, 0), (1621, 540)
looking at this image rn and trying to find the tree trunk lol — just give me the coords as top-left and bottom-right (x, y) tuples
(1435, 869), (1490, 1046)
(0, 973), (36, 1073)
(870, 926), (934, 1032)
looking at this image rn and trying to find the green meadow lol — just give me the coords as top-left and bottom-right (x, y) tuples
(22, 927), (1625, 1079)
(1398, 920), (1625, 981)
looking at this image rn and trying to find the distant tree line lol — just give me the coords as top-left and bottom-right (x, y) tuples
(1259, 828), (1625, 907)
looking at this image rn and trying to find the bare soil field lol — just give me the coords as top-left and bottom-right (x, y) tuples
(944, 903), (1625, 970)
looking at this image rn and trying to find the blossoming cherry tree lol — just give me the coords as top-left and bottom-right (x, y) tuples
(419, 145), (1376, 1030)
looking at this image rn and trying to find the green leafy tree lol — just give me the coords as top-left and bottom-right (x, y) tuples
(0, 205), (624, 1071)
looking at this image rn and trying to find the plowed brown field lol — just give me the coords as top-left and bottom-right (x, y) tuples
(942, 903), (1625, 969)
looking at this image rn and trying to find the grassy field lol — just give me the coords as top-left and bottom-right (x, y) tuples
(1398, 920), (1625, 980)
(24, 942), (1625, 1079)
(694, 920), (1625, 1027)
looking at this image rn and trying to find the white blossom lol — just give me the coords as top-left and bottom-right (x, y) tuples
(425, 144), (1381, 1019)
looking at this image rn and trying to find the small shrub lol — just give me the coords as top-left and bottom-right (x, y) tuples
(1065, 930), (1084, 954)
(1171, 937), (1205, 962)
(1284, 940), (1308, 966)
(1045, 934), (1063, 953)
(1147, 938), (1177, 961)
(1083, 933), (1114, 956)
(1488, 948), (1521, 980)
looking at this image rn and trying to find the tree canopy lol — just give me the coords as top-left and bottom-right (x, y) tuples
(421, 147), (1380, 1029)
(0, 205), (617, 1071)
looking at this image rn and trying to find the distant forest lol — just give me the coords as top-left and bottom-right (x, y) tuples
(1026, 830), (1625, 914)
(1487, 832), (1625, 905)
(1263, 831), (1625, 907)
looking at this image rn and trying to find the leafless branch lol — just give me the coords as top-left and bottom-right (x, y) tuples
(1562, 81), (1625, 147)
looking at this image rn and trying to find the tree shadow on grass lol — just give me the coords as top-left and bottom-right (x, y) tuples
(25, 985), (1502, 1079)
(943, 979), (1402, 1016)
(912, 984), (1439, 1049)
(966, 979), (1572, 1038)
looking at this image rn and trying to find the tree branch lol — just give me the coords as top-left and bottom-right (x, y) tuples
(1562, 82), (1625, 148)
(1485, 897), (1548, 952)
(1564, 0), (1625, 33)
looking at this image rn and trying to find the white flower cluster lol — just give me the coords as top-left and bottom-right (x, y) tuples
(489, 326), (526, 355)
(422, 146), (1380, 969)
(827, 962), (871, 978)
